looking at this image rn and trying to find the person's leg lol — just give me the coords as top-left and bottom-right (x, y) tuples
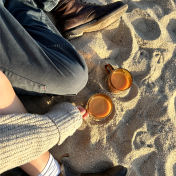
(0, 71), (54, 176)
(0, 0), (88, 95)
(10, 0), (60, 12)
(0, 72), (27, 115)
(20, 151), (50, 176)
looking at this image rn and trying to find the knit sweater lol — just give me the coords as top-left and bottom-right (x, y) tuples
(0, 102), (82, 174)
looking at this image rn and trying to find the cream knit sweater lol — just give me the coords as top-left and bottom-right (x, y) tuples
(0, 102), (82, 174)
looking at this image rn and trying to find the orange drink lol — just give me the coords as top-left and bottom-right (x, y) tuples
(105, 64), (133, 93)
(87, 93), (113, 120)
(111, 72), (129, 90)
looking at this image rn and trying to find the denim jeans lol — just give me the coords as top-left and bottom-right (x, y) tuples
(0, 0), (88, 95)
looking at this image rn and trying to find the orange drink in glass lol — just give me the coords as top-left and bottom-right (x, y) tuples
(86, 93), (113, 121)
(105, 64), (133, 93)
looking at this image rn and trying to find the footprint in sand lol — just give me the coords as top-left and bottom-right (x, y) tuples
(167, 18), (176, 43)
(126, 147), (157, 176)
(128, 9), (161, 40)
(134, 151), (157, 176)
(132, 17), (161, 40)
(133, 0), (176, 15)
(133, 131), (153, 150)
(122, 49), (149, 76)
(111, 20), (135, 65)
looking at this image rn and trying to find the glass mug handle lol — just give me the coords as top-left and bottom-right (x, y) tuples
(105, 64), (114, 74)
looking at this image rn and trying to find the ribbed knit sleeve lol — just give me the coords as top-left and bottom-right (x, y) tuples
(45, 102), (82, 145)
(0, 102), (82, 174)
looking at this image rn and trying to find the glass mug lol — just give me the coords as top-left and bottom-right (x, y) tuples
(86, 93), (113, 121)
(105, 64), (133, 93)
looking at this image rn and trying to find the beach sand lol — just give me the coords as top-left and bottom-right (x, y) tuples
(20, 0), (176, 175)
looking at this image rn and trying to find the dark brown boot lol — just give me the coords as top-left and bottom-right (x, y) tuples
(52, 0), (128, 40)
(60, 163), (128, 176)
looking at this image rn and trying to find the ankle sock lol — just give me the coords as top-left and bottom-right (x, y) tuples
(38, 153), (61, 176)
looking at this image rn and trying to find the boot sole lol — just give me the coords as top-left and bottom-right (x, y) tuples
(61, 163), (130, 176)
(62, 4), (128, 40)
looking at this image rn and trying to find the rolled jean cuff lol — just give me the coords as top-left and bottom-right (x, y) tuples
(42, 0), (60, 12)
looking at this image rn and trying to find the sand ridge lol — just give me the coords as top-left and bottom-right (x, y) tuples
(21, 0), (176, 175)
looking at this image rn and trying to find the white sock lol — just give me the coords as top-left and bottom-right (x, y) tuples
(38, 154), (61, 176)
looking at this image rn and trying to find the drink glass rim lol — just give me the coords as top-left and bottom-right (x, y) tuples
(86, 93), (113, 121)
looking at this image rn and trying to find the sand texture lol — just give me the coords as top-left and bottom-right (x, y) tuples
(20, 0), (176, 175)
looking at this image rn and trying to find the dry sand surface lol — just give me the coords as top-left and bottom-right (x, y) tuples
(20, 0), (176, 175)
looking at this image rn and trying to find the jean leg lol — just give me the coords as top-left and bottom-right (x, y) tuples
(0, 1), (88, 95)
(6, 0), (65, 45)
(5, 0), (59, 11)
